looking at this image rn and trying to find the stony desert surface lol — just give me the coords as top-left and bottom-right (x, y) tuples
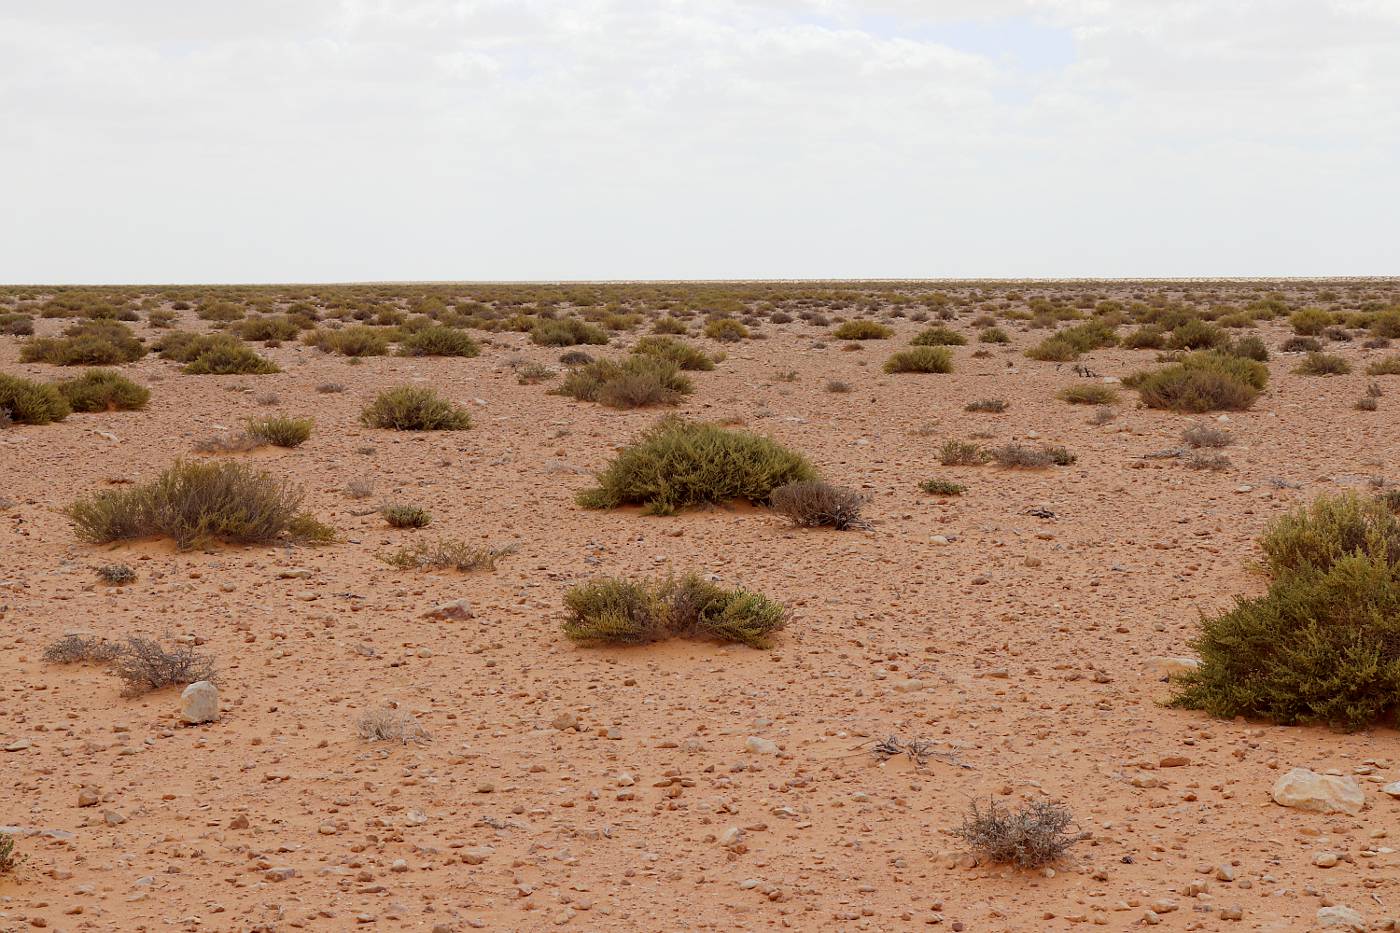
(2, 280), (1399, 932)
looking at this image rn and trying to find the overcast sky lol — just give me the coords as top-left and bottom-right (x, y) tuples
(2, 0), (1397, 283)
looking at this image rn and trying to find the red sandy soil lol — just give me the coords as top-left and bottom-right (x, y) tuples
(2, 289), (1398, 931)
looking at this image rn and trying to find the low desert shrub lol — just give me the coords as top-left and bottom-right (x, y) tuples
(304, 325), (391, 356)
(381, 538), (514, 571)
(832, 320), (893, 340)
(531, 318), (609, 346)
(184, 343), (280, 375)
(66, 460), (334, 549)
(911, 325), (966, 346)
(938, 440), (990, 466)
(110, 636), (215, 696)
(382, 503), (431, 528)
(991, 443), (1076, 468)
(562, 573), (788, 648)
(1131, 351), (1267, 413)
(43, 633), (121, 664)
(1057, 384), (1118, 405)
(357, 707), (429, 744)
(1294, 352), (1351, 376)
(1122, 326), (1166, 350)
(883, 347), (953, 374)
(1281, 335), (1322, 353)
(0, 312), (34, 335)
(1167, 319), (1228, 351)
(97, 563), (137, 584)
(0, 832), (23, 875)
(1288, 307), (1331, 336)
(1366, 354), (1400, 376)
(769, 480), (867, 530)
(631, 335), (715, 370)
(554, 355), (693, 408)
(1228, 334), (1270, 362)
(652, 316), (689, 335)
(965, 398), (1009, 413)
(1026, 320), (1117, 361)
(21, 320), (147, 366)
(0, 373), (70, 424)
(704, 318), (750, 341)
(953, 800), (1088, 869)
(920, 478), (965, 496)
(577, 416), (816, 515)
(978, 327), (1010, 344)
(54, 369), (150, 412)
(1181, 423), (1233, 448)
(360, 386), (472, 430)
(245, 415), (313, 448)
(826, 380), (852, 393)
(516, 362), (555, 384)
(232, 314), (303, 342)
(1259, 492), (1400, 577)
(398, 325), (480, 357)
(559, 350), (594, 366)
(1184, 451), (1232, 470)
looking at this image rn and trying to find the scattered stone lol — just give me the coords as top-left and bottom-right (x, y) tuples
(423, 599), (474, 621)
(1316, 906), (1365, 930)
(1272, 768), (1365, 815)
(744, 736), (779, 755)
(461, 846), (494, 865)
(179, 681), (220, 724)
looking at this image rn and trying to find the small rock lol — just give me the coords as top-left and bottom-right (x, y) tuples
(423, 599), (473, 621)
(179, 681), (219, 725)
(1272, 768), (1365, 815)
(461, 846), (494, 865)
(1382, 781), (1400, 799)
(1313, 852), (1339, 868)
(1316, 906), (1365, 930)
(265, 867), (296, 882)
(744, 736), (779, 755)
(1145, 656), (1200, 679)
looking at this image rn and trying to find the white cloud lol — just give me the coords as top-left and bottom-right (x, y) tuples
(0, 0), (1395, 282)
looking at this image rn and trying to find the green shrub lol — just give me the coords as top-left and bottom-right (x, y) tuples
(1057, 384), (1118, 405)
(938, 440), (989, 466)
(245, 415), (313, 448)
(1, 830), (25, 875)
(883, 347), (953, 374)
(1132, 350), (1267, 413)
(1024, 336), (1078, 362)
(304, 325), (391, 356)
(382, 503), (431, 528)
(631, 335), (715, 370)
(0, 373), (70, 424)
(578, 416), (816, 515)
(704, 318), (750, 342)
(1227, 334), (1270, 362)
(833, 320), (893, 340)
(911, 325), (967, 346)
(1167, 319), (1228, 351)
(232, 314), (304, 342)
(1169, 553), (1400, 730)
(55, 369), (149, 412)
(978, 326), (1009, 344)
(1122, 326), (1166, 350)
(1026, 320), (1117, 361)
(554, 355), (693, 409)
(398, 326), (480, 357)
(1288, 308), (1331, 336)
(531, 318), (609, 346)
(1294, 352), (1351, 376)
(154, 331), (238, 362)
(197, 301), (246, 323)
(66, 460), (334, 549)
(652, 316), (689, 335)
(184, 343), (280, 375)
(1367, 354), (1400, 376)
(20, 320), (147, 366)
(920, 478), (966, 495)
(562, 573), (788, 649)
(360, 386), (472, 430)
(1259, 492), (1400, 577)
(0, 312), (34, 336)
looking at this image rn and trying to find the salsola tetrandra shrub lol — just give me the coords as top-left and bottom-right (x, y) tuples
(360, 385), (472, 430)
(20, 320), (147, 366)
(54, 369), (150, 412)
(66, 460), (334, 549)
(953, 799), (1088, 869)
(184, 343), (280, 375)
(1170, 493), (1400, 730)
(630, 335), (715, 371)
(883, 346), (953, 374)
(245, 414), (313, 448)
(831, 320), (892, 340)
(1128, 350), (1268, 413)
(0, 373), (70, 425)
(1057, 383), (1117, 406)
(553, 355), (693, 409)
(398, 325), (480, 357)
(577, 416), (817, 515)
(381, 539), (514, 571)
(562, 574), (788, 648)
(531, 317), (609, 346)
(769, 481), (867, 530)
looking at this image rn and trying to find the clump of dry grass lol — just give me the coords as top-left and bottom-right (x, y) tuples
(109, 636), (216, 696)
(769, 481), (867, 530)
(964, 398), (1008, 413)
(245, 415), (313, 448)
(43, 633), (122, 664)
(381, 539), (515, 571)
(990, 444), (1076, 468)
(360, 386), (472, 430)
(1181, 423), (1233, 448)
(953, 799), (1089, 868)
(356, 707), (429, 744)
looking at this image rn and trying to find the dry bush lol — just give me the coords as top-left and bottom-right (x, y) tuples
(554, 355), (693, 409)
(382, 503), (431, 528)
(825, 380), (852, 393)
(1366, 354), (1400, 376)
(192, 432), (264, 454)
(991, 443), (1076, 468)
(304, 325), (392, 356)
(381, 539), (514, 571)
(531, 318), (609, 346)
(910, 325), (966, 346)
(360, 386), (472, 430)
(1294, 352), (1351, 376)
(0, 373), (70, 425)
(345, 477), (374, 499)
(43, 633), (121, 664)
(978, 326), (1010, 344)
(938, 440), (990, 466)
(516, 362), (555, 384)
(184, 343), (280, 375)
(55, 369), (150, 412)
(1130, 351), (1267, 413)
(562, 574), (787, 649)
(245, 415), (313, 448)
(964, 398), (1008, 413)
(631, 335), (715, 370)
(357, 707), (429, 744)
(97, 563), (136, 584)
(1181, 423), (1233, 448)
(832, 320), (893, 340)
(1184, 451), (1232, 471)
(110, 636), (215, 696)
(704, 318), (750, 341)
(953, 799), (1088, 868)
(399, 325), (480, 357)
(769, 481), (867, 530)
(883, 347), (953, 374)
(1057, 384), (1118, 405)
(578, 417), (816, 515)
(1087, 405), (1117, 425)
(67, 459), (334, 549)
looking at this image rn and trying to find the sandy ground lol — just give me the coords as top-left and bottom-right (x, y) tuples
(2, 290), (1399, 932)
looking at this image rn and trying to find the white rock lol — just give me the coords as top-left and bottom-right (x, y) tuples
(744, 736), (779, 755)
(179, 681), (219, 725)
(1145, 656), (1200, 678)
(1382, 781), (1400, 799)
(422, 599), (473, 621)
(1271, 768), (1364, 815)
(717, 826), (744, 847)
(1316, 906), (1365, 930)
